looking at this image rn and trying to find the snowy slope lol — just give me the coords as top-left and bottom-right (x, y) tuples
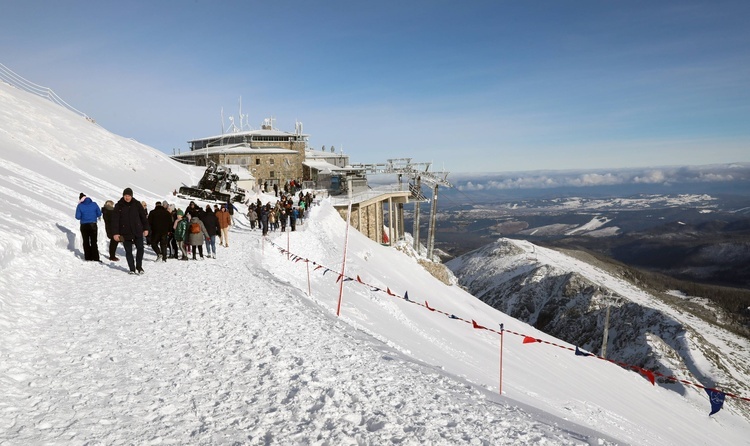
(1, 80), (749, 445)
(447, 238), (750, 417)
(0, 82), (200, 270)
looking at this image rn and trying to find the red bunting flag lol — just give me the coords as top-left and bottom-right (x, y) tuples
(523, 336), (540, 344)
(640, 368), (655, 386)
(425, 301), (436, 311)
(472, 320), (487, 330)
(357, 275), (363, 283)
(386, 287), (395, 296)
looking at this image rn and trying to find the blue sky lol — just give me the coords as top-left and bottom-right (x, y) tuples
(2, 0), (749, 173)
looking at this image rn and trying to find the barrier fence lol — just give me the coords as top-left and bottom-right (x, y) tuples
(266, 238), (749, 417)
(0, 62), (94, 123)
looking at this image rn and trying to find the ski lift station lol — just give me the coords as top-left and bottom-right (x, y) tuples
(171, 114), (450, 256)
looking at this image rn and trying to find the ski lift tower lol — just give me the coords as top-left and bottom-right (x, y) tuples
(350, 158), (452, 259)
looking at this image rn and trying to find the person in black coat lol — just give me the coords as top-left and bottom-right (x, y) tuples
(185, 201), (203, 220)
(112, 188), (150, 274)
(147, 201), (173, 262)
(260, 204), (270, 236)
(201, 205), (219, 258)
(101, 200), (119, 261)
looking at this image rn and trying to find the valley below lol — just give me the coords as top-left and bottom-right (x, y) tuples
(407, 188), (750, 337)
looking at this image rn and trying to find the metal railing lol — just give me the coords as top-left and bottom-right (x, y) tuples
(0, 62), (94, 123)
(328, 184), (410, 206)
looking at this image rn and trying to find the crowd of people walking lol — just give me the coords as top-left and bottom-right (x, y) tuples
(78, 188), (238, 275)
(247, 191), (314, 236)
(76, 187), (315, 275)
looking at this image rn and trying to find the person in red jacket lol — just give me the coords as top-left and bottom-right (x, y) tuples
(216, 205), (232, 247)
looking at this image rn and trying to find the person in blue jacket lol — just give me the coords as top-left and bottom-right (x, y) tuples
(75, 192), (102, 261)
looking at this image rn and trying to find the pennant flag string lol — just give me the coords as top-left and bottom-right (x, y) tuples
(266, 239), (750, 406)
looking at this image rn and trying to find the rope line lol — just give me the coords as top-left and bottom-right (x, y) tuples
(268, 239), (750, 404)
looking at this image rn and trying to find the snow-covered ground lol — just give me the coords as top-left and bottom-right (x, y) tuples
(565, 216), (612, 235)
(2, 81), (750, 444)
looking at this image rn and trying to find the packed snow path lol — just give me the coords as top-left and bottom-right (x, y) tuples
(0, 219), (601, 445)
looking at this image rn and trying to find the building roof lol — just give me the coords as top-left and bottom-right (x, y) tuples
(188, 128), (308, 143)
(172, 143), (298, 160)
(302, 160), (346, 174)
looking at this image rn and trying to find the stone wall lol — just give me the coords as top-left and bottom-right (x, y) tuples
(233, 153), (303, 185)
(337, 202), (382, 244)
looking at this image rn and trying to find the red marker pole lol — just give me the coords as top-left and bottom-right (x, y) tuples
(336, 201), (352, 316)
(306, 260), (311, 296)
(499, 323), (505, 395)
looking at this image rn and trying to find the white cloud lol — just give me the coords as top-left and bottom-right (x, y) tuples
(454, 163), (750, 190)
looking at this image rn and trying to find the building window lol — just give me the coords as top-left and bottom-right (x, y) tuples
(270, 171), (275, 178)
(256, 158), (260, 165)
(270, 159), (275, 165)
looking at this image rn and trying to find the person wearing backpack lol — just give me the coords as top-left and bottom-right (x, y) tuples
(187, 214), (209, 260)
(173, 210), (189, 260)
